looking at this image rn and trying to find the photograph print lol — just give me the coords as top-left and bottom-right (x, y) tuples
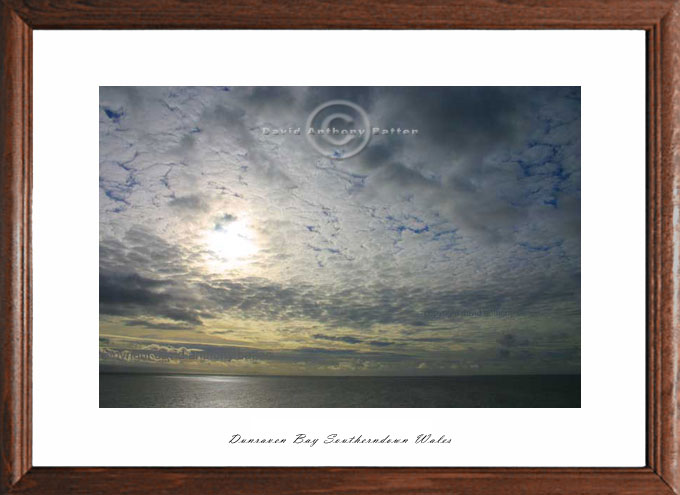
(99, 86), (581, 408)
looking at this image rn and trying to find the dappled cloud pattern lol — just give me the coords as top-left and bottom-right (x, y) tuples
(100, 87), (580, 376)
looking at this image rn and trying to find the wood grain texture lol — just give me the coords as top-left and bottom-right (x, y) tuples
(0, 2), (31, 493)
(1, 0), (680, 494)
(6, 467), (676, 495)
(659, 0), (680, 492)
(1, 0), (677, 29)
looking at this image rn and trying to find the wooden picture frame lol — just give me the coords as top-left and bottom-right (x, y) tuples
(1, 1), (678, 493)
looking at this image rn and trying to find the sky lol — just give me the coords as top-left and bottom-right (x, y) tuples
(99, 86), (580, 376)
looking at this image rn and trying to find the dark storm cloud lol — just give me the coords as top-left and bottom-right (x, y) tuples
(313, 333), (363, 344)
(354, 87), (537, 171)
(346, 86), (581, 244)
(99, 226), (200, 280)
(124, 319), (193, 331)
(382, 87), (538, 152)
(99, 271), (207, 325)
(368, 340), (394, 347)
(99, 272), (169, 306)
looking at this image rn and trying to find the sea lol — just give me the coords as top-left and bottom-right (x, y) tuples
(99, 373), (580, 408)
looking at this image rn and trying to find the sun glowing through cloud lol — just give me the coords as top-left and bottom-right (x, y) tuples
(206, 216), (258, 270)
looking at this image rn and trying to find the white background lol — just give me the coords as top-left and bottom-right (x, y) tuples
(32, 31), (645, 467)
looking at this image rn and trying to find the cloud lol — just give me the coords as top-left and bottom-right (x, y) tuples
(124, 319), (193, 331)
(99, 86), (581, 376)
(497, 333), (531, 348)
(313, 333), (363, 344)
(99, 270), (207, 325)
(214, 213), (237, 230)
(169, 195), (209, 212)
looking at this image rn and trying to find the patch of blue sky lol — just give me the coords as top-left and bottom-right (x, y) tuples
(102, 107), (123, 123)
(395, 224), (430, 235)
